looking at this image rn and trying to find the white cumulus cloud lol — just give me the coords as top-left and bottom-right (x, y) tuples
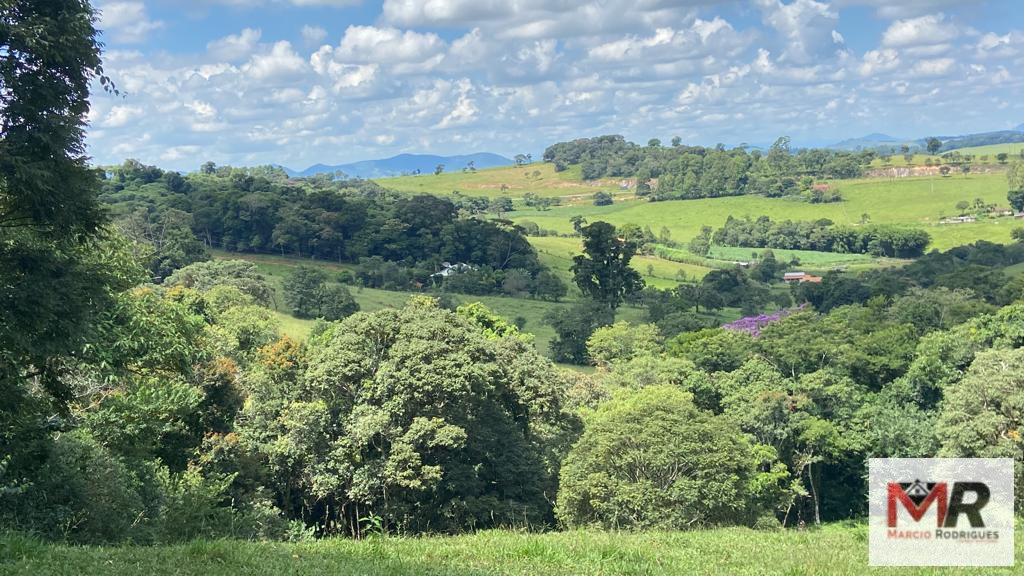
(98, 1), (164, 44)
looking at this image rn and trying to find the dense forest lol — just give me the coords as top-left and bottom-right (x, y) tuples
(100, 160), (566, 297)
(542, 135), (871, 201)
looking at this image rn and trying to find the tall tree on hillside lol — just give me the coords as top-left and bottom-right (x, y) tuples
(1, 0), (128, 399)
(926, 137), (942, 155)
(571, 222), (644, 310)
(1008, 162), (1024, 212)
(1, 0), (142, 484)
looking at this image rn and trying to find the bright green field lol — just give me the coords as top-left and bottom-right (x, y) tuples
(4, 525), (1022, 576)
(209, 250), (649, 356)
(706, 246), (907, 273)
(377, 163), (633, 201)
(511, 174), (1016, 252)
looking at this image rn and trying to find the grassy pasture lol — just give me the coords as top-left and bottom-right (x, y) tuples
(705, 246), (905, 273)
(377, 162), (633, 201)
(208, 249), (650, 355)
(511, 173), (1015, 252)
(4, 524), (1023, 576)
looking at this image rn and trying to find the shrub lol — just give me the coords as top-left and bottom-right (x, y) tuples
(9, 431), (146, 544)
(165, 260), (273, 306)
(218, 305), (280, 353)
(586, 321), (663, 368)
(319, 284), (359, 321)
(556, 386), (761, 530)
(150, 466), (236, 542)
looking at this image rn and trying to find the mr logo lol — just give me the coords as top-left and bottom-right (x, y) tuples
(887, 480), (989, 528)
(869, 458), (1012, 566)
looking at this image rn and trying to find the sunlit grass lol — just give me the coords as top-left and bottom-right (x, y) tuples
(377, 163), (634, 201)
(4, 524), (1023, 575)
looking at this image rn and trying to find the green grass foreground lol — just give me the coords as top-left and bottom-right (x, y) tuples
(2, 526), (1021, 576)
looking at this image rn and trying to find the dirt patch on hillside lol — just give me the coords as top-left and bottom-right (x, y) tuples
(866, 165), (1006, 178)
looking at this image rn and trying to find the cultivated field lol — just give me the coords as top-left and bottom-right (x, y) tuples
(3, 525), (1022, 576)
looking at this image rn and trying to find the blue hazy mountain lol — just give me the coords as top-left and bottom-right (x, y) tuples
(282, 153), (513, 179)
(827, 133), (908, 151)
(829, 125), (1024, 152)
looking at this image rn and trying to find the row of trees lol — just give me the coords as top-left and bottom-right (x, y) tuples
(701, 216), (932, 258)
(542, 135), (872, 201)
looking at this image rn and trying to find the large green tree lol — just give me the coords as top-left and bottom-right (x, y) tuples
(241, 299), (576, 535)
(283, 265), (359, 320)
(1009, 161), (1024, 212)
(570, 222), (644, 310)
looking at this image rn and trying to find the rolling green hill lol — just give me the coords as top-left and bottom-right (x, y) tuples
(378, 162), (634, 201)
(376, 161), (1018, 253)
(510, 173), (1016, 252)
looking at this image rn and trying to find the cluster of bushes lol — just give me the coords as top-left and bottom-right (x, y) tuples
(515, 220), (568, 237)
(705, 215), (931, 258)
(548, 288), (1024, 528)
(542, 135), (871, 201)
(1, 269), (580, 541)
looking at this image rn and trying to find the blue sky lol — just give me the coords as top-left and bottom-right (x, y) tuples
(87, 0), (1024, 171)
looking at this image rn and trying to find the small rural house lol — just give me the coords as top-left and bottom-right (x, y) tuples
(783, 272), (822, 284)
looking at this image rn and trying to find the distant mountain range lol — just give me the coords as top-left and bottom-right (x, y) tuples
(280, 153), (513, 179)
(828, 124), (1024, 153)
(828, 133), (905, 151)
